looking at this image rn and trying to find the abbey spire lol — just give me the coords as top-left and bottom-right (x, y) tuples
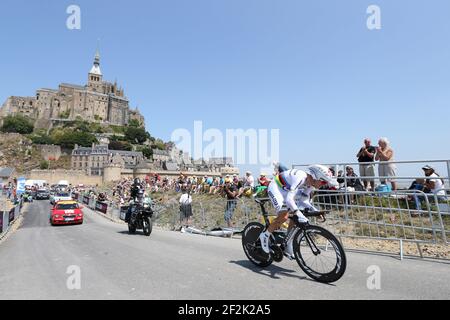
(88, 50), (103, 90)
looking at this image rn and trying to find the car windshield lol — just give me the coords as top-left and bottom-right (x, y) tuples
(57, 193), (70, 197)
(56, 204), (78, 210)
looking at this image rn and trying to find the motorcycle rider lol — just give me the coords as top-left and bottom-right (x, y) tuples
(125, 178), (143, 223)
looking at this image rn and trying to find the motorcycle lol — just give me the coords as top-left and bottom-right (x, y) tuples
(127, 198), (154, 237)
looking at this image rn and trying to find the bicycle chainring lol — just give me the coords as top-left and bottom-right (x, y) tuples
(271, 245), (284, 263)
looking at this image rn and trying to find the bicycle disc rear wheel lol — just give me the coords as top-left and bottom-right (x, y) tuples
(293, 225), (346, 283)
(242, 222), (273, 268)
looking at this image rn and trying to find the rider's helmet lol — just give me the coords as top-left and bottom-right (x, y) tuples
(306, 165), (336, 185)
(134, 178), (141, 186)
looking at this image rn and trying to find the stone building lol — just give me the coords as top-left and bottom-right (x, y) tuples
(152, 149), (171, 162)
(71, 144), (143, 176)
(0, 51), (145, 129)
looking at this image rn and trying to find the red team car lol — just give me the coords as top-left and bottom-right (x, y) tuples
(50, 201), (84, 226)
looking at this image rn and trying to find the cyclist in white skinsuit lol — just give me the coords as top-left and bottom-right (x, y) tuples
(260, 164), (338, 259)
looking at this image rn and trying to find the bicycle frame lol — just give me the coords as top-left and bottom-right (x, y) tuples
(256, 198), (327, 229)
(256, 198), (328, 255)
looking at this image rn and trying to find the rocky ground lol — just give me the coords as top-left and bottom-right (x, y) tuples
(0, 133), (71, 173)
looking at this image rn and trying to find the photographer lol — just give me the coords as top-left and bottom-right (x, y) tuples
(356, 138), (376, 191)
(223, 177), (239, 228)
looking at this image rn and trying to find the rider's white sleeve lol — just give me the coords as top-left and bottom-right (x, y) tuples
(296, 188), (319, 212)
(297, 198), (318, 212)
(285, 191), (299, 212)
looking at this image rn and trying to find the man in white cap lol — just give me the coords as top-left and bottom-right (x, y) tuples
(413, 165), (447, 215)
(245, 171), (255, 188)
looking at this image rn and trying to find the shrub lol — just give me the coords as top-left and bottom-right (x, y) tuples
(40, 160), (49, 170)
(109, 140), (132, 151)
(52, 129), (97, 149)
(1, 115), (34, 134)
(124, 126), (150, 144)
(30, 133), (54, 145)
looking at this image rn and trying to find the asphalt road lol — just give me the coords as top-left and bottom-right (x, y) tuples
(0, 201), (449, 300)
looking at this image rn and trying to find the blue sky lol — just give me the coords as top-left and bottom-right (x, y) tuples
(1, 0), (450, 177)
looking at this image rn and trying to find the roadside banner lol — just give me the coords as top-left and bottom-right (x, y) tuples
(17, 177), (26, 196)
(9, 207), (15, 224)
(95, 201), (108, 214)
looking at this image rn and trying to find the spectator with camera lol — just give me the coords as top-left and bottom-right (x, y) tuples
(356, 138), (376, 191)
(223, 178), (239, 228)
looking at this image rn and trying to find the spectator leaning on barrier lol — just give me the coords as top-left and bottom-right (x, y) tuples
(375, 137), (397, 191)
(356, 138), (376, 191)
(412, 165), (447, 215)
(422, 165), (446, 196)
(337, 166), (365, 204)
(223, 178), (239, 228)
(239, 171), (255, 197)
(245, 171), (255, 188)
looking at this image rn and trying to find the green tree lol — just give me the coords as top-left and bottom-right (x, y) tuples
(30, 133), (54, 145)
(128, 119), (141, 128)
(109, 140), (132, 151)
(152, 139), (166, 150)
(73, 119), (90, 133)
(1, 115), (34, 134)
(138, 147), (153, 159)
(124, 126), (150, 144)
(109, 125), (126, 134)
(53, 129), (97, 149)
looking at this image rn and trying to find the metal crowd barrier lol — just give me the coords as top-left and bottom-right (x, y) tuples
(293, 159), (450, 187)
(151, 198), (257, 235)
(433, 188), (450, 245)
(0, 198), (23, 240)
(311, 189), (447, 242)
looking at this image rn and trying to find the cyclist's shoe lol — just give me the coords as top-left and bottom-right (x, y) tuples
(259, 232), (270, 254)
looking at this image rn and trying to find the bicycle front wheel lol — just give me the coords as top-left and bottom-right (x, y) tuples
(293, 225), (346, 283)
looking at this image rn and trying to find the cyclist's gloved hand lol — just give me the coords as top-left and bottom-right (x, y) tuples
(293, 209), (309, 224)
